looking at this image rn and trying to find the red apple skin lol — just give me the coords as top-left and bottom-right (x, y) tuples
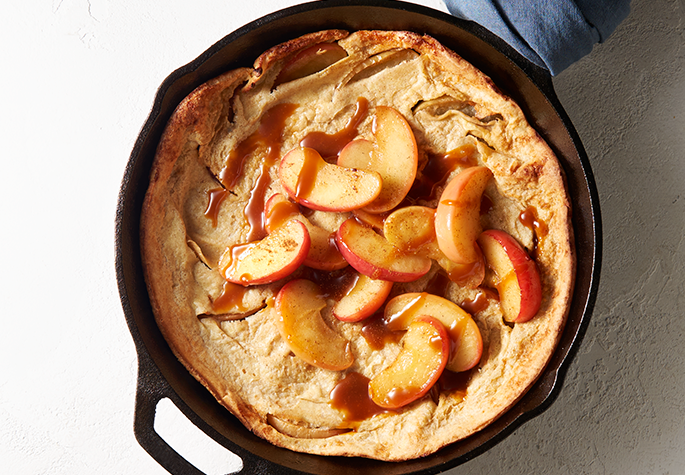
(335, 218), (432, 283)
(368, 315), (449, 409)
(478, 229), (542, 323)
(435, 166), (493, 264)
(220, 219), (310, 286)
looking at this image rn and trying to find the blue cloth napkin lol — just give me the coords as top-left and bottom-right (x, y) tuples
(443, 0), (631, 74)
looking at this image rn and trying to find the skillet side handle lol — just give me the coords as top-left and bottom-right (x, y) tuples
(134, 352), (208, 475)
(133, 351), (267, 475)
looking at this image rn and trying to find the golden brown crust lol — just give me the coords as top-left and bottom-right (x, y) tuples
(140, 30), (575, 461)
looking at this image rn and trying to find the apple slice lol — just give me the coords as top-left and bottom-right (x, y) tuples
(332, 273), (393, 322)
(275, 279), (354, 371)
(478, 229), (542, 323)
(264, 193), (348, 271)
(384, 206), (485, 288)
(275, 42), (348, 86)
(336, 218), (431, 282)
(383, 205), (437, 253)
(337, 138), (374, 168)
(368, 315), (449, 408)
(384, 292), (482, 373)
(279, 147), (382, 212)
(435, 166), (493, 264)
(218, 219), (310, 285)
(337, 107), (418, 213)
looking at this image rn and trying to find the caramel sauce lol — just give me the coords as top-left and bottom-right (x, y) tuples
(361, 313), (403, 350)
(446, 258), (485, 286)
(205, 103), (298, 240)
(294, 147), (326, 200)
(221, 242), (257, 285)
(212, 281), (249, 314)
(299, 267), (359, 301)
(264, 198), (300, 231)
(448, 143), (478, 164)
(438, 368), (472, 399)
(519, 206), (548, 259)
(424, 272), (451, 299)
(204, 188), (228, 228)
(300, 97), (369, 158)
(460, 289), (490, 315)
(424, 260), (485, 292)
(329, 372), (390, 424)
(408, 142), (478, 202)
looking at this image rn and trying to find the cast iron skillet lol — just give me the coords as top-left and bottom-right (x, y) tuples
(115, 1), (602, 473)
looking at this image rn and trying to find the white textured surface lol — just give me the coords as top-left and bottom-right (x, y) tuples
(1, 0), (683, 474)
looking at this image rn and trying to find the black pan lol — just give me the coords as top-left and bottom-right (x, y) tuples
(115, 1), (602, 473)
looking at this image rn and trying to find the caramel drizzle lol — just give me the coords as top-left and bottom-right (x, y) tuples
(435, 368), (473, 401)
(300, 97), (368, 158)
(329, 372), (392, 425)
(459, 288), (491, 315)
(209, 281), (254, 319)
(408, 142), (478, 202)
(294, 148), (326, 200)
(361, 312), (404, 351)
(519, 206), (548, 259)
(298, 267), (359, 301)
(204, 103), (299, 241)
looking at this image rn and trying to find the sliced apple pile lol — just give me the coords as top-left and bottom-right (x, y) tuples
(275, 279), (354, 371)
(209, 99), (545, 411)
(478, 229), (542, 323)
(368, 316), (449, 409)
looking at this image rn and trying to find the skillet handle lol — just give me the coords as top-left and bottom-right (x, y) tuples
(133, 351), (267, 475)
(134, 360), (205, 474)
